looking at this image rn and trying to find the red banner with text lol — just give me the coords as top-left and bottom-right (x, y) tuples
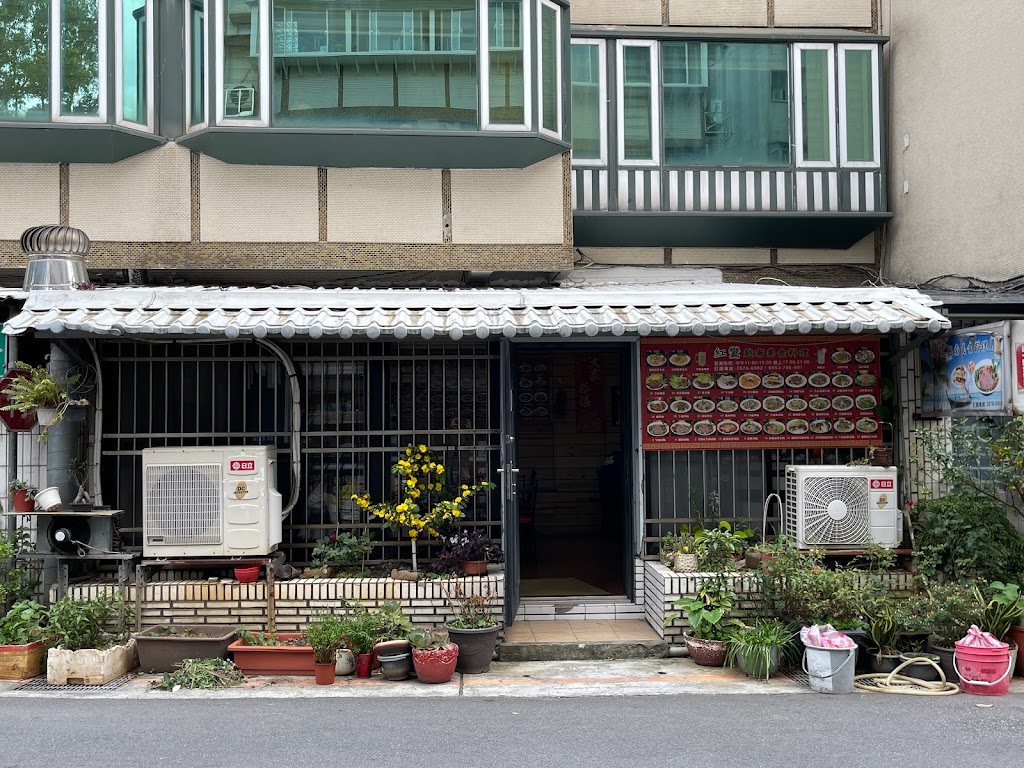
(640, 336), (883, 451)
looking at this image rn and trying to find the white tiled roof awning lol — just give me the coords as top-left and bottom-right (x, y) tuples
(2, 284), (950, 339)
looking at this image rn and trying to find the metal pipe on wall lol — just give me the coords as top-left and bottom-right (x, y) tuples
(46, 345), (80, 506)
(5, 333), (17, 536)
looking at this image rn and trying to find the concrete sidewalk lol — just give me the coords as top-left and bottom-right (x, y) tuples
(0, 658), (809, 699)
(4, 658), (1023, 700)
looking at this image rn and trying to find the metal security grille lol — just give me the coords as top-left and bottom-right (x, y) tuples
(144, 463), (223, 545)
(643, 445), (870, 556)
(100, 340), (500, 565)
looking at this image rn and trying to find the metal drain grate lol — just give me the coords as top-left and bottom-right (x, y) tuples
(15, 673), (138, 692)
(783, 669), (810, 688)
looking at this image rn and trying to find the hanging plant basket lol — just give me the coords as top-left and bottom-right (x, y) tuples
(35, 407), (57, 427)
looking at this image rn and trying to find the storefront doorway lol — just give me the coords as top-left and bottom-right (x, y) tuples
(509, 343), (634, 599)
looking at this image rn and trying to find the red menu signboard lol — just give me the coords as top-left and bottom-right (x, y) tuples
(640, 336), (883, 451)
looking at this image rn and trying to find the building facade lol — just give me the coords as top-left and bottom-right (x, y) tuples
(1, 0), (945, 629)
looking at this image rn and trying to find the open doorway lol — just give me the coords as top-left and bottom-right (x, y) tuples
(514, 345), (630, 597)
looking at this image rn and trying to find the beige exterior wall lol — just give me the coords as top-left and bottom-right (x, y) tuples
(0, 164), (59, 240)
(669, 0), (768, 27)
(451, 156), (565, 245)
(777, 234), (875, 265)
(774, 0), (872, 27)
(571, 0), (662, 25)
(585, 247), (665, 265)
(199, 156), (318, 242)
(671, 248), (771, 265)
(884, 0), (1024, 284)
(326, 169), (442, 244)
(69, 144), (191, 242)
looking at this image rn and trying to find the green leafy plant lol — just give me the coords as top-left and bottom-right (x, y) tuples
(0, 361), (87, 440)
(374, 600), (413, 642)
(445, 583), (499, 629)
(913, 489), (1024, 584)
(43, 593), (133, 651)
(695, 522), (750, 571)
(976, 581), (1024, 641)
(0, 528), (38, 612)
(864, 599), (901, 656)
(917, 581), (983, 647)
(339, 610), (380, 655)
(6, 479), (36, 495)
(153, 658), (246, 690)
(305, 612), (347, 665)
(310, 531), (373, 574)
(725, 620), (798, 680)
(664, 575), (736, 640)
(236, 627), (306, 647)
(407, 627), (452, 651)
(0, 600), (48, 645)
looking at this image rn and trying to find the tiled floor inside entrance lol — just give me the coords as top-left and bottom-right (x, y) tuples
(505, 620), (660, 643)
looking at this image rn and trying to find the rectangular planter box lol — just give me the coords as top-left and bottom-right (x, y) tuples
(0, 641), (47, 680)
(228, 633), (315, 676)
(47, 639), (137, 685)
(133, 625), (239, 673)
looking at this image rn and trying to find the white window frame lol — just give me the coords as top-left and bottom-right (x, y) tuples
(215, 0), (270, 127)
(838, 43), (880, 169)
(616, 39), (659, 167)
(793, 42), (836, 169)
(185, 0), (210, 132)
(480, 0), (533, 132)
(114, 0), (155, 132)
(570, 38), (606, 167)
(50, 0), (107, 123)
(537, 0), (561, 140)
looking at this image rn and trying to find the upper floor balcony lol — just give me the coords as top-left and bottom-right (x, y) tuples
(0, 0), (570, 168)
(569, 29), (891, 249)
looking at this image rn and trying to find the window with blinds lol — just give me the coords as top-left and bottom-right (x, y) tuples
(618, 41), (657, 164)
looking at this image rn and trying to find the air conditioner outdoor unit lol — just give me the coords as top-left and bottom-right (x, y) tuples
(784, 465), (902, 549)
(142, 446), (283, 558)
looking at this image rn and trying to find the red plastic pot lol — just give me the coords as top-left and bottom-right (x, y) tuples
(234, 565), (261, 583)
(11, 489), (33, 513)
(463, 560), (488, 576)
(314, 662), (336, 685)
(355, 652), (374, 678)
(412, 645), (459, 684)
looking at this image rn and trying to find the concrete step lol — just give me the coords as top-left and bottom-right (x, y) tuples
(499, 638), (669, 662)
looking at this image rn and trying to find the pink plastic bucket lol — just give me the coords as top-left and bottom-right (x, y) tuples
(954, 641), (1012, 696)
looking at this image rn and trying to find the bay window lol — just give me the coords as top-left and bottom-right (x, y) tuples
(186, 0), (207, 128)
(537, 0), (559, 137)
(0, 0), (51, 121)
(116, 0), (152, 128)
(570, 39), (605, 164)
(59, 0), (103, 117)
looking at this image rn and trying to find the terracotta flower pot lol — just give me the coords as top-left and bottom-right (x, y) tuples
(412, 645), (459, 684)
(228, 633), (315, 676)
(11, 489), (34, 514)
(684, 634), (727, 667)
(355, 652), (374, 678)
(463, 560), (488, 576)
(314, 662), (336, 685)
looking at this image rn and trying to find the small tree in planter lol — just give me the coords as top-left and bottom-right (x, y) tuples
(309, 531), (374, 577)
(351, 444), (494, 572)
(43, 593), (136, 685)
(306, 612), (346, 685)
(0, 600), (49, 680)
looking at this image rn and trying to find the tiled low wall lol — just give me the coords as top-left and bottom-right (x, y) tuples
(59, 574), (504, 633)
(644, 561), (916, 645)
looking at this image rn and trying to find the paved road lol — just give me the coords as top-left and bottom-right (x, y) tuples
(2, 693), (1023, 767)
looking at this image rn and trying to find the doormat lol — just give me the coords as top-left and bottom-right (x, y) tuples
(15, 673), (138, 692)
(520, 578), (610, 597)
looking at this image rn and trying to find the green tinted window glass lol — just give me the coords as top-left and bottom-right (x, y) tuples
(540, 3), (557, 133)
(571, 43), (601, 160)
(488, 0), (523, 125)
(800, 48), (830, 162)
(844, 48), (874, 162)
(0, 0), (50, 121)
(189, 0), (205, 126)
(621, 45), (652, 161)
(120, 0), (147, 124)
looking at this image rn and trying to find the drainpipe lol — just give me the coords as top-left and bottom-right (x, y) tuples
(45, 346), (80, 506)
(5, 333), (17, 536)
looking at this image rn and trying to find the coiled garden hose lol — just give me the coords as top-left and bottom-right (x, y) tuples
(853, 656), (960, 695)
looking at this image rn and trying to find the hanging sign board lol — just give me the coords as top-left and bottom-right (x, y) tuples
(920, 322), (1010, 417)
(640, 335), (883, 451)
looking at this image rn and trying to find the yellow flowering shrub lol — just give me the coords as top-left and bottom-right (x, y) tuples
(352, 445), (494, 541)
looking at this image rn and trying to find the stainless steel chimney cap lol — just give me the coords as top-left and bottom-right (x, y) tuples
(21, 225), (91, 291)
(20, 225), (91, 257)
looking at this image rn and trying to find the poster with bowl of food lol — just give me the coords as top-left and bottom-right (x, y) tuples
(919, 323), (1008, 415)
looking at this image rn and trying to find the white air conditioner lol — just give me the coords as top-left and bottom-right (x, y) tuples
(784, 465), (902, 549)
(142, 446), (283, 558)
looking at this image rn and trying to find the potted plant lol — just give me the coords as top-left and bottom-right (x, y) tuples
(133, 624), (239, 673)
(44, 593), (136, 685)
(0, 600), (48, 680)
(372, 601), (414, 681)
(408, 627), (459, 684)
(0, 361), (87, 440)
(306, 612), (346, 685)
(725, 620), (797, 680)
(976, 581), (1024, 673)
(664, 575), (736, 667)
(228, 627), (315, 676)
(434, 529), (504, 576)
(921, 581), (983, 682)
(444, 582), (500, 674)
(1, 528), (37, 614)
(6, 481), (37, 514)
(340, 610), (379, 678)
(658, 530), (696, 572)
(310, 530), (374, 577)
(865, 601), (903, 674)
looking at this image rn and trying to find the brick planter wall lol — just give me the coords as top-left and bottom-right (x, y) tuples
(644, 561), (916, 645)
(58, 574), (505, 633)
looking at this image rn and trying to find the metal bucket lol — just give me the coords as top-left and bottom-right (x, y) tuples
(802, 644), (857, 694)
